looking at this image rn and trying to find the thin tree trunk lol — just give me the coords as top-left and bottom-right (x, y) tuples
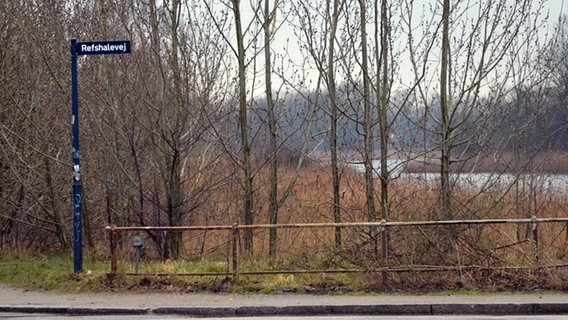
(265, 0), (279, 258)
(358, 0), (378, 257)
(232, 0), (254, 253)
(439, 0), (453, 254)
(328, 0), (342, 249)
(376, 0), (390, 267)
(168, 0), (183, 260)
(440, 0), (451, 220)
(0, 153), (4, 249)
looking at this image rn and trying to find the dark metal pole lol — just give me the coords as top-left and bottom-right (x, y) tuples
(71, 39), (83, 274)
(108, 227), (118, 276)
(232, 223), (240, 280)
(531, 215), (539, 263)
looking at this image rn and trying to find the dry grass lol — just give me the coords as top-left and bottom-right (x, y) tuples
(102, 161), (568, 293)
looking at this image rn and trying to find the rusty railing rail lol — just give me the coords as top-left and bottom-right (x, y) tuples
(105, 216), (568, 279)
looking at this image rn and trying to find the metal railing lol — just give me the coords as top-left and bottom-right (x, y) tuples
(105, 217), (568, 279)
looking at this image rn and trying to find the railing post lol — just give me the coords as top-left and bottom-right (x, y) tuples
(531, 216), (539, 263)
(107, 226), (118, 276)
(232, 223), (240, 280)
(380, 219), (388, 284)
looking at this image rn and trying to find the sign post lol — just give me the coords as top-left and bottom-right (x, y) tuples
(70, 38), (130, 273)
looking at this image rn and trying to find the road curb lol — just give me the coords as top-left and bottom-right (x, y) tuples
(236, 305), (332, 317)
(153, 306), (236, 317)
(332, 304), (431, 315)
(534, 303), (568, 314)
(68, 307), (150, 316)
(431, 303), (533, 315)
(2, 303), (568, 316)
(0, 306), (69, 314)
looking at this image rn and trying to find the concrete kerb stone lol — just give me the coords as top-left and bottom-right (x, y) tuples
(533, 303), (568, 314)
(68, 307), (150, 316)
(237, 305), (333, 317)
(431, 303), (534, 315)
(332, 304), (432, 315)
(0, 306), (69, 314)
(3, 303), (568, 317)
(0, 306), (149, 316)
(152, 306), (236, 317)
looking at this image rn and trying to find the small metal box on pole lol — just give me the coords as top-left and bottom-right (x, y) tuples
(132, 234), (144, 273)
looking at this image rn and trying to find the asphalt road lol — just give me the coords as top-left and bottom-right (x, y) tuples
(1, 284), (567, 318)
(2, 314), (568, 320)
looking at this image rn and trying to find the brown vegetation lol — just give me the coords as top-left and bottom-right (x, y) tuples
(107, 164), (568, 292)
(1, 0), (567, 293)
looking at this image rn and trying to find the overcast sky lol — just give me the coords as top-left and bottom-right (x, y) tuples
(233, 0), (567, 98)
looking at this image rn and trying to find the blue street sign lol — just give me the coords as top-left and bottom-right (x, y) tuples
(76, 40), (131, 55)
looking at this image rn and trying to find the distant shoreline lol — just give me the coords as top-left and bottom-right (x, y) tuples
(403, 152), (568, 174)
(313, 151), (568, 174)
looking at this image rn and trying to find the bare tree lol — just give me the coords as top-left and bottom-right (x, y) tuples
(403, 0), (547, 254)
(506, 13), (568, 239)
(328, 0), (343, 249)
(293, 0), (344, 249)
(407, 0), (543, 213)
(262, 0), (332, 257)
(263, 0), (279, 258)
(231, 0), (255, 253)
(75, 0), (232, 259)
(0, 0), (70, 251)
(375, 0), (394, 267)
(356, 0), (378, 253)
